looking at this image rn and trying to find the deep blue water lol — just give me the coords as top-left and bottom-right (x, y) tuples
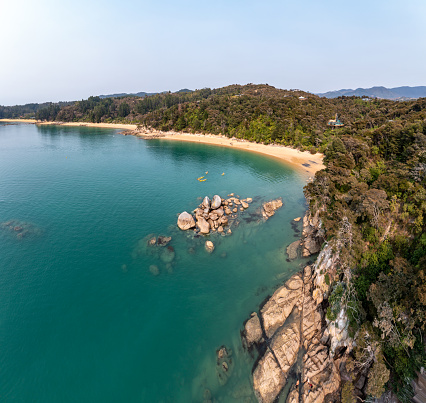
(0, 123), (308, 402)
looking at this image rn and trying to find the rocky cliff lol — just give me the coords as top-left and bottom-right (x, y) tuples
(242, 209), (353, 402)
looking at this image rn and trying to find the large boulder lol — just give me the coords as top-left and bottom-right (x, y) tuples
(202, 196), (211, 209)
(177, 212), (195, 230)
(197, 217), (210, 234)
(243, 312), (263, 347)
(211, 195), (222, 209)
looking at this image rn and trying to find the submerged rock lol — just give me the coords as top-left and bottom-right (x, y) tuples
(177, 212), (195, 230)
(286, 240), (301, 260)
(149, 265), (160, 276)
(157, 236), (171, 246)
(1, 219), (42, 239)
(160, 246), (175, 263)
(216, 345), (233, 386)
(205, 240), (214, 253)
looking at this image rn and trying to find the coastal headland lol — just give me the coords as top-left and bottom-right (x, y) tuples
(0, 119), (324, 177)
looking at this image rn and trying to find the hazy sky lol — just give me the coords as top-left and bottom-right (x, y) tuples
(1, 0), (426, 105)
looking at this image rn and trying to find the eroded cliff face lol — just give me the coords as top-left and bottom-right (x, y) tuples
(243, 209), (353, 403)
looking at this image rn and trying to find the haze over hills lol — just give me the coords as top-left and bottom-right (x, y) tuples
(318, 85), (426, 100)
(98, 88), (193, 99)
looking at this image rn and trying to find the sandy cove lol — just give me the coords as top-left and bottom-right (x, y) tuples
(0, 120), (324, 177)
(131, 129), (325, 178)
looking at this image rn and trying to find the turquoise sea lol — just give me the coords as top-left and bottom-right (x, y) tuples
(0, 123), (309, 402)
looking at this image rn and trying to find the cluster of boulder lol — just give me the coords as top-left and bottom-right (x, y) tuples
(177, 194), (253, 236)
(216, 345), (234, 386)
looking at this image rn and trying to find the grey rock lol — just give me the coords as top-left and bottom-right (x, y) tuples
(211, 195), (222, 209)
(177, 212), (195, 230)
(244, 312), (263, 347)
(202, 196), (211, 209)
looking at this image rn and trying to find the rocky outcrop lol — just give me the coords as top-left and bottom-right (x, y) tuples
(301, 209), (324, 257)
(177, 211), (196, 230)
(176, 194), (252, 235)
(247, 263), (346, 403)
(261, 198), (283, 219)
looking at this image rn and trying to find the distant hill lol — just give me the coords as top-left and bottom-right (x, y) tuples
(318, 85), (426, 100)
(99, 89), (193, 99)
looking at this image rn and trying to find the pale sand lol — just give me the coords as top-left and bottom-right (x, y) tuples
(37, 121), (138, 130)
(1, 120), (324, 177)
(0, 118), (38, 123)
(0, 119), (137, 130)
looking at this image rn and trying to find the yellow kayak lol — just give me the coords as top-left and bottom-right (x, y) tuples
(199, 179), (207, 182)
(197, 176), (204, 180)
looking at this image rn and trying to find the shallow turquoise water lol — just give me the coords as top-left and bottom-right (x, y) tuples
(0, 123), (309, 402)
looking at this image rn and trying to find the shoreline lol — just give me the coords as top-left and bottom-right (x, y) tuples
(131, 129), (325, 178)
(0, 119), (324, 177)
(0, 119), (138, 130)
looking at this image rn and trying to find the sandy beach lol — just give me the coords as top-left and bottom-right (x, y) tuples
(38, 121), (139, 130)
(0, 118), (38, 123)
(1, 119), (324, 177)
(0, 119), (138, 130)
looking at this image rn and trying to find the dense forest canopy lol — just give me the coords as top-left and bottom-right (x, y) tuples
(5, 84), (426, 400)
(0, 101), (73, 119)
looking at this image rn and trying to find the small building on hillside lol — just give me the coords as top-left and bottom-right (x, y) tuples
(327, 113), (344, 128)
(299, 96), (307, 101)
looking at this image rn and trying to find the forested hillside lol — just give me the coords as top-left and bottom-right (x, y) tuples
(0, 101), (73, 119)
(32, 84), (426, 399)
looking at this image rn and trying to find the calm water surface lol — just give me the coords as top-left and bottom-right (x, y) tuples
(0, 123), (309, 402)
